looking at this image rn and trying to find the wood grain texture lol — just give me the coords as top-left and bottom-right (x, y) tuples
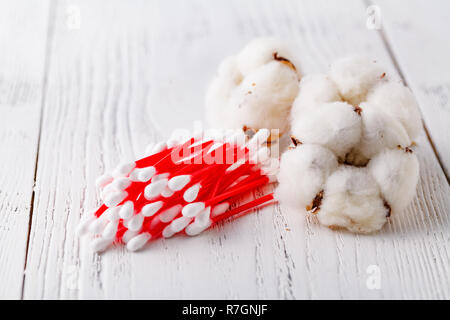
(372, 0), (450, 178)
(0, 0), (50, 299)
(16, 0), (450, 299)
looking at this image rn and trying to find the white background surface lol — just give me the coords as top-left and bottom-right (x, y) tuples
(0, 0), (449, 299)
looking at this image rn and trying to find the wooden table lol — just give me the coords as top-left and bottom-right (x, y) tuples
(0, 0), (449, 299)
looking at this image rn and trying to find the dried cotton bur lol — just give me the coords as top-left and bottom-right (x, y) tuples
(277, 56), (421, 233)
(78, 129), (277, 252)
(205, 37), (302, 138)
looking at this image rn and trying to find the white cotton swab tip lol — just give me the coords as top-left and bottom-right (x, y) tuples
(122, 230), (138, 243)
(141, 201), (164, 217)
(76, 210), (97, 235)
(91, 237), (113, 253)
(119, 201), (134, 219)
(159, 204), (183, 223)
(183, 183), (201, 203)
(162, 225), (176, 238)
(95, 173), (113, 190)
(185, 220), (212, 236)
(138, 167), (156, 182)
(102, 220), (119, 239)
(112, 162), (136, 177)
(168, 175), (191, 191)
(182, 202), (205, 218)
(127, 213), (144, 232)
(113, 177), (132, 190)
(104, 191), (127, 207)
(104, 206), (121, 221)
(170, 216), (192, 232)
(211, 202), (230, 218)
(88, 217), (108, 234)
(161, 186), (175, 198)
(126, 233), (151, 251)
(144, 179), (168, 200)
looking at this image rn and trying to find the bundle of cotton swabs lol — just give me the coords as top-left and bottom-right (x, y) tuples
(77, 129), (277, 252)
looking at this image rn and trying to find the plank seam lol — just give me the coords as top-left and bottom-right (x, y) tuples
(20, 0), (57, 300)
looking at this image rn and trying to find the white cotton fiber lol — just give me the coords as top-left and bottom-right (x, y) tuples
(330, 56), (385, 106)
(355, 102), (411, 160)
(292, 74), (341, 112)
(227, 61), (299, 133)
(276, 144), (338, 209)
(279, 55), (421, 234)
(318, 166), (388, 233)
(368, 148), (419, 214)
(290, 101), (362, 159)
(367, 81), (422, 139)
(236, 37), (301, 76)
(205, 37), (301, 135)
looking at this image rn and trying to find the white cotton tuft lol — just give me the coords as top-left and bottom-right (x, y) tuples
(236, 37), (300, 76)
(330, 56), (385, 106)
(318, 166), (388, 233)
(205, 38), (301, 134)
(205, 56), (243, 130)
(226, 61), (299, 134)
(367, 81), (422, 139)
(284, 55), (421, 234)
(354, 102), (411, 160)
(292, 74), (341, 113)
(276, 144), (338, 209)
(291, 101), (362, 159)
(368, 148), (419, 214)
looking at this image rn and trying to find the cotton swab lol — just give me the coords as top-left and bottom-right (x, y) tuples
(79, 128), (277, 252)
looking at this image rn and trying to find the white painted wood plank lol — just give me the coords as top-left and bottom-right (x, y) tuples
(23, 0), (449, 299)
(373, 0), (450, 177)
(0, 0), (50, 299)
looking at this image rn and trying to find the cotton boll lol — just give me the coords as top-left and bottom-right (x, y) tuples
(318, 166), (388, 233)
(226, 61), (299, 134)
(292, 74), (341, 112)
(368, 148), (419, 214)
(206, 38), (301, 134)
(205, 56), (243, 130)
(354, 102), (411, 160)
(236, 37), (300, 76)
(330, 56), (385, 106)
(276, 144), (338, 209)
(291, 101), (362, 159)
(366, 81), (422, 139)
